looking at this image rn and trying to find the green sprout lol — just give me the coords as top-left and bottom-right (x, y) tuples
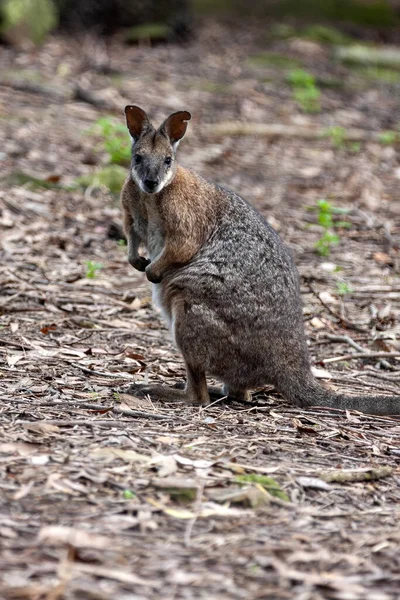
(235, 474), (289, 502)
(85, 260), (103, 279)
(123, 490), (136, 500)
(310, 199), (351, 257)
(325, 126), (346, 149)
(378, 130), (398, 145)
(287, 69), (321, 113)
(336, 281), (354, 296)
(89, 116), (131, 165)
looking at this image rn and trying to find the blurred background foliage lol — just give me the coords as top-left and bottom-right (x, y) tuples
(1, 0), (400, 46)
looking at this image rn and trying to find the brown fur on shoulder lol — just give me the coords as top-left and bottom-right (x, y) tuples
(145, 166), (226, 281)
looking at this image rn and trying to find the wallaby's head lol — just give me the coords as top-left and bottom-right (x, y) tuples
(124, 105), (191, 194)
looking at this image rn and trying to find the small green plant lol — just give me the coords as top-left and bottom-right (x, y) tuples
(248, 52), (301, 70)
(76, 165), (127, 195)
(287, 69), (321, 113)
(126, 22), (170, 43)
(378, 130), (398, 145)
(85, 260), (103, 279)
(248, 563), (261, 575)
(351, 65), (400, 84)
(1, 0), (58, 44)
(117, 239), (127, 248)
(301, 24), (353, 46)
(349, 141), (361, 153)
(123, 490), (136, 500)
(315, 199), (334, 228)
(310, 199), (351, 257)
(336, 281), (354, 296)
(235, 474), (289, 502)
(90, 117), (131, 165)
(324, 126), (363, 152)
(325, 126), (346, 148)
(268, 23), (296, 40)
(314, 231), (340, 256)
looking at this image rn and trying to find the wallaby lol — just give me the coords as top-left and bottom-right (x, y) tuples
(121, 105), (400, 415)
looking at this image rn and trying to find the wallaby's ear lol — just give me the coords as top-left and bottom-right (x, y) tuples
(125, 105), (151, 141)
(159, 111), (191, 146)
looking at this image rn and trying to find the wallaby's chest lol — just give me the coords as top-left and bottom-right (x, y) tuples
(145, 200), (166, 260)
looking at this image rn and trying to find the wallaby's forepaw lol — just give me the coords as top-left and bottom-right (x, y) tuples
(145, 264), (163, 284)
(129, 255), (151, 272)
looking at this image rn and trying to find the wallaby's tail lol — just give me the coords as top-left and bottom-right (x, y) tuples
(278, 375), (400, 416)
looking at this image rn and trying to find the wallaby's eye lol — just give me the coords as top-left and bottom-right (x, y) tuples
(134, 154), (142, 165)
(165, 157), (172, 166)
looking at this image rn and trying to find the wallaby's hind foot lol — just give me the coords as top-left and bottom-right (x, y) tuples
(131, 364), (210, 406)
(174, 381), (225, 400)
(173, 383), (252, 403)
(131, 383), (209, 406)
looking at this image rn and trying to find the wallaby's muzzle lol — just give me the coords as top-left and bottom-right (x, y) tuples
(143, 178), (159, 193)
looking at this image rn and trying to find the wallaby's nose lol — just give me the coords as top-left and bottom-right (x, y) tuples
(144, 178), (159, 192)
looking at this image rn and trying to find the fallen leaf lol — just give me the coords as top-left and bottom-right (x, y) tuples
(152, 477), (199, 500)
(292, 418), (320, 436)
(296, 477), (332, 491)
(311, 366), (332, 379)
(6, 354), (24, 367)
(148, 498), (251, 519)
(38, 526), (111, 549)
(207, 484), (273, 507)
(373, 252), (393, 265)
(30, 455), (49, 466)
(13, 481), (35, 500)
(74, 563), (158, 587)
(173, 455), (214, 469)
(124, 348), (146, 361)
(310, 317), (325, 330)
(151, 454), (178, 477)
(0, 442), (44, 456)
(23, 423), (60, 435)
(89, 447), (149, 463)
(40, 325), (57, 335)
(118, 393), (153, 410)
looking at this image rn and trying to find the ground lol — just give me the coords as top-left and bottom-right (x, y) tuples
(0, 19), (400, 600)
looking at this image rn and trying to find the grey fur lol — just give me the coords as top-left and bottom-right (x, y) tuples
(167, 186), (400, 414)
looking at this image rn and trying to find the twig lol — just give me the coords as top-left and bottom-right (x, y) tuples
(318, 466), (393, 483)
(323, 352), (400, 364)
(324, 334), (365, 353)
(8, 399), (168, 420)
(69, 362), (135, 379)
(205, 122), (388, 142)
(324, 333), (393, 371)
(353, 370), (400, 382)
(113, 406), (170, 420)
(184, 480), (205, 548)
(0, 79), (66, 101)
(17, 419), (152, 427)
(0, 79), (120, 112)
(307, 281), (368, 333)
(73, 84), (120, 112)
